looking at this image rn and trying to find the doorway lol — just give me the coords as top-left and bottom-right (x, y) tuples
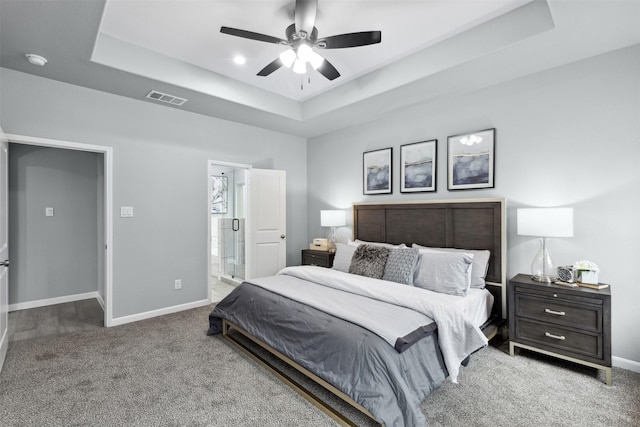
(207, 162), (287, 303)
(4, 133), (113, 326)
(208, 161), (250, 302)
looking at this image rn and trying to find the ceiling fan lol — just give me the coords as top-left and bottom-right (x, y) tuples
(220, 0), (382, 81)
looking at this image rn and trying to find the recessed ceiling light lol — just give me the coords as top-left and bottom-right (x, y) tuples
(233, 55), (246, 65)
(25, 54), (47, 66)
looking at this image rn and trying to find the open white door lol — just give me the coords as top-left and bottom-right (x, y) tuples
(248, 169), (286, 279)
(0, 127), (9, 373)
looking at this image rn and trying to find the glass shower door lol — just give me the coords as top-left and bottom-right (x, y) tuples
(214, 170), (245, 282)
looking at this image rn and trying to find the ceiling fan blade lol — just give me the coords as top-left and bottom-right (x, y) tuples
(257, 58), (284, 77)
(294, 0), (317, 39)
(220, 26), (287, 45)
(316, 58), (340, 81)
(316, 31), (382, 49)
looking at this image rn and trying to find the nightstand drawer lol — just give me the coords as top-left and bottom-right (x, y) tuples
(514, 318), (602, 360)
(302, 253), (330, 267)
(515, 293), (602, 333)
(301, 250), (335, 268)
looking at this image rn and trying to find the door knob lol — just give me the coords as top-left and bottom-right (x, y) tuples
(280, 234), (286, 239)
(0, 260), (8, 267)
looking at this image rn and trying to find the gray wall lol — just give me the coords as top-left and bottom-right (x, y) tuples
(0, 67), (308, 319)
(8, 144), (99, 304)
(307, 45), (640, 364)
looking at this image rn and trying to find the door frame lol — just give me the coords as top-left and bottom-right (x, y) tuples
(6, 133), (114, 326)
(0, 128), (8, 373)
(207, 160), (252, 303)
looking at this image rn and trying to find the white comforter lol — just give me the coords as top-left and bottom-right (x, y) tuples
(275, 266), (488, 383)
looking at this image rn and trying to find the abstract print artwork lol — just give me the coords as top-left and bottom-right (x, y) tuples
(363, 148), (392, 194)
(447, 128), (495, 190)
(400, 140), (437, 192)
(211, 175), (228, 213)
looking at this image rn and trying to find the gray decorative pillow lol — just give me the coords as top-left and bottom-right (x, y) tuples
(413, 251), (473, 296)
(349, 244), (390, 279)
(332, 243), (357, 273)
(382, 247), (420, 285)
(412, 244), (490, 289)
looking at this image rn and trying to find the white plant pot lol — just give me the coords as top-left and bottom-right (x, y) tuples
(580, 270), (599, 285)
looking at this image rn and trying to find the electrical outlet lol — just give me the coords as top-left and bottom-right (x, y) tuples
(174, 279), (182, 290)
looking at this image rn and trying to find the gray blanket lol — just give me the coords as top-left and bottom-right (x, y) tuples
(209, 283), (449, 426)
(246, 273), (437, 352)
(274, 266), (488, 383)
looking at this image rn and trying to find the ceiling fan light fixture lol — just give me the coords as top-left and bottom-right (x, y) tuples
(308, 51), (324, 70)
(296, 43), (313, 62)
(292, 58), (307, 74)
(279, 49), (296, 68)
(220, 0), (381, 81)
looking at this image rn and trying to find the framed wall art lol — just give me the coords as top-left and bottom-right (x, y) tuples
(400, 140), (437, 193)
(363, 147), (392, 195)
(447, 128), (495, 190)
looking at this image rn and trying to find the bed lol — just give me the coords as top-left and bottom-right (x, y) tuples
(208, 199), (506, 426)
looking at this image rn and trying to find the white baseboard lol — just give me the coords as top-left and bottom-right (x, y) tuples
(109, 299), (211, 327)
(8, 291), (100, 312)
(96, 292), (105, 311)
(613, 356), (640, 373)
(0, 328), (7, 374)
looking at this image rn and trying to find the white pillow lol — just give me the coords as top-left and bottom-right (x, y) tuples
(413, 250), (473, 296)
(349, 239), (406, 249)
(412, 244), (490, 289)
(332, 243), (357, 272)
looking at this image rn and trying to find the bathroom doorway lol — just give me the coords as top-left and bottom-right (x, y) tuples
(207, 161), (287, 303)
(208, 161), (249, 302)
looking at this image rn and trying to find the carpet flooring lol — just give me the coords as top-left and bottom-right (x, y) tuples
(0, 305), (638, 426)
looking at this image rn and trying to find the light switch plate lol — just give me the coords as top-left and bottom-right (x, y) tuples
(120, 206), (134, 218)
(45, 207), (54, 217)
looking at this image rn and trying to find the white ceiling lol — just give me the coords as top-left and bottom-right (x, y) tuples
(1, 1), (639, 138)
(98, 0), (529, 101)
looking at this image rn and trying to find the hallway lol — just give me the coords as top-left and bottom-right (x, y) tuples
(7, 299), (103, 343)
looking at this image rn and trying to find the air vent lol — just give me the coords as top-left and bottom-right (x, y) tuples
(145, 90), (188, 106)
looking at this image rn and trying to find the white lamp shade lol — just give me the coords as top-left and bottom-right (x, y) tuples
(308, 51), (324, 69)
(517, 208), (574, 237)
(279, 49), (296, 68)
(321, 210), (346, 227)
(292, 58), (307, 74)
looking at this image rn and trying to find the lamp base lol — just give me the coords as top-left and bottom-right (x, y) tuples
(530, 237), (555, 284)
(531, 274), (554, 283)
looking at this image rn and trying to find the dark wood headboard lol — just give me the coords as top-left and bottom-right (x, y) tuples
(353, 199), (506, 318)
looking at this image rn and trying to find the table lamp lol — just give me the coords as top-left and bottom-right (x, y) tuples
(321, 210), (346, 253)
(517, 207), (573, 283)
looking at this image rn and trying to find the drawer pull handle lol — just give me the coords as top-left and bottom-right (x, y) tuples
(545, 332), (566, 340)
(545, 308), (566, 316)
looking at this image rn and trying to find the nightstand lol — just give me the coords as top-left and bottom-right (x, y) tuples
(301, 249), (335, 268)
(508, 274), (612, 385)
